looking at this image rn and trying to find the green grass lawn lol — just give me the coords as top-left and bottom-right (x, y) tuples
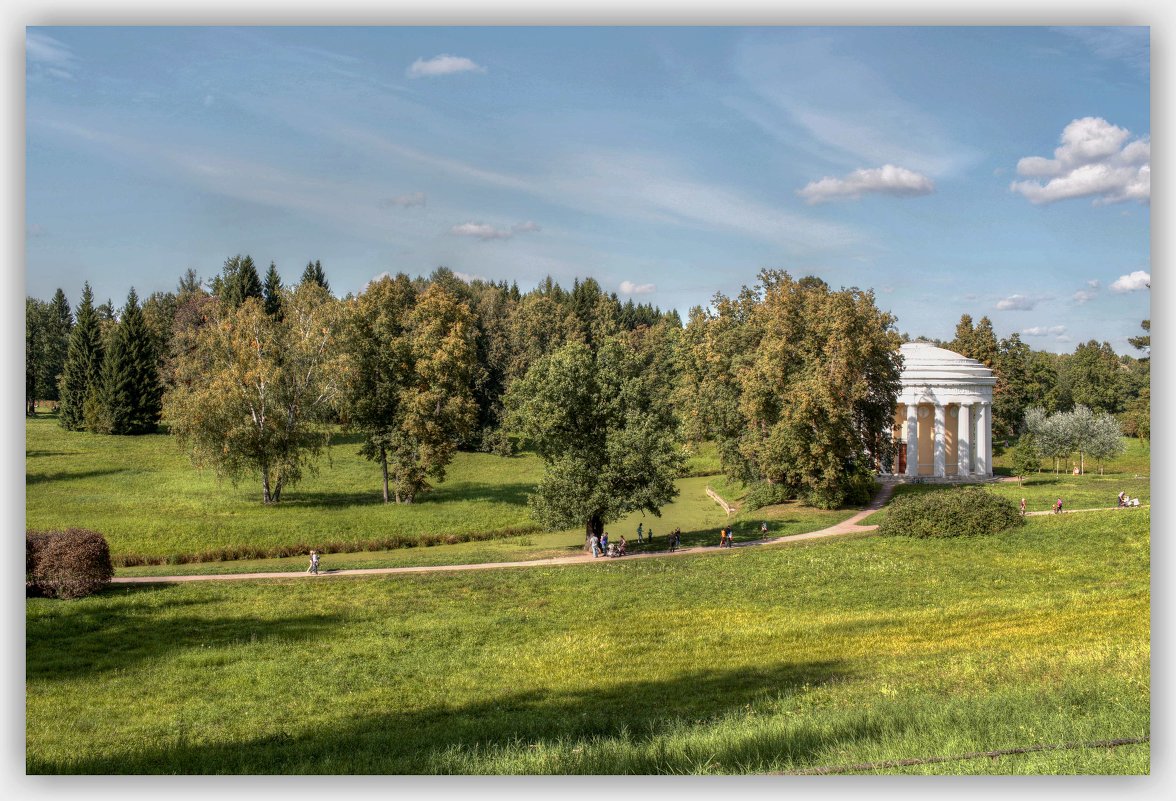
(26, 508), (1149, 774)
(26, 414), (853, 572)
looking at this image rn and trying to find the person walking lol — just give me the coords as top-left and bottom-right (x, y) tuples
(590, 533), (601, 558)
(718, 527), (727, 548)
(636, 522), (644, 544)
(601, 531), (609, 552)
(1020, 498), (1026, 516)
(307, 550), (320, 575)
(1054, 497), (1063, 515)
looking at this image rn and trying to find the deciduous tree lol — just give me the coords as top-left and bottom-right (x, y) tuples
(164, 284), (345, 504)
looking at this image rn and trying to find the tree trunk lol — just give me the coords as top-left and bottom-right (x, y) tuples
(262, 472), (272, 504)
(584, 513), (604, 551)
(380, 446), (390, 504)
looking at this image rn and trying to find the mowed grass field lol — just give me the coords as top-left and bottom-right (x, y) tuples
(26, 509), (1149, 774)
(25, 412), (854, 571)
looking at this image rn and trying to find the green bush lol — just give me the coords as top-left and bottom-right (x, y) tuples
(26, 528), (114, 599)
(879, 486), (1024, 539)
(743, 482), (794, 511)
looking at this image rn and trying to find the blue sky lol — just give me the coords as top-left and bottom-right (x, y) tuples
(25, 26), (1151, 353)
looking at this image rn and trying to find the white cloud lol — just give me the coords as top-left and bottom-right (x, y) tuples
(1010, 117), (1150, 205)
(996, 294), (1037, 311)
(1110, 270), (1151, 293)
(379, 191), (427, 208)
(450, 222), (513, 241)
(798, 164), (934, 204)
(27, 31), (79, 80)
(448, 221), (539, 241)
(1087, 279), (1101, 288)
(453, 271), (488, 283)
(619, 281), (656, 295)
(1072, 290), (1097, 305)
(1022, 325), (1067, 336)
(407, 54), (485, 78)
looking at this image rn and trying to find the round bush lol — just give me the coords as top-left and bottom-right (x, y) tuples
(743, 482), (794, 511)
(26, 528), (114, 599)
(879, 486), (1024, 539)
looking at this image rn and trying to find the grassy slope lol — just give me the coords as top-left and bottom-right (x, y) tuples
(26, 413), (854, 572)
(27, 509), (1148, 774)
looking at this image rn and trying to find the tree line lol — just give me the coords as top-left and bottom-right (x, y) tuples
(26, 261), (1149, 537)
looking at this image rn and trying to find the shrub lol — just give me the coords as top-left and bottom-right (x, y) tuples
(743, 482), (794, 511)
(879, 486), (1023, 539)
(26, 528), (114, 599)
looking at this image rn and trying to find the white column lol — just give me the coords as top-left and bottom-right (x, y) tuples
(976, 402), (991, 476)
(905, 404), (918, 477)
(933, 403), (946, 477)
(958, 402), (972, 476)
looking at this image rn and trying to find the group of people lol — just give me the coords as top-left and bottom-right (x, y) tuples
(589, 531), (630, 558)
(1117, 491), (1142, 508)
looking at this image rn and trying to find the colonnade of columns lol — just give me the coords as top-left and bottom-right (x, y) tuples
(901, 400), (991, 478)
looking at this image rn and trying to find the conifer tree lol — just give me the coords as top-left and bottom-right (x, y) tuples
(39, 288), (73, 405)
(58, 283), (104, 431)
(300, 259), (330, 293)
(99, 288), (162, 434)
(220, 255), (263, 309)
(263, 261), (283, 318)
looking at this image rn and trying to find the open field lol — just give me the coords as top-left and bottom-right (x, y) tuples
(26, 413), (853, 572)
(26, 508), (1148, 774)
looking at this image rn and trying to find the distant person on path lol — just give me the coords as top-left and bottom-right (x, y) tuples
(1020, 498), (1026, 516)
(636, 522), (644, 543)
(1118, 491), (1127, 507)
(1054, 497), (1063, 514)
(647, 528), (653, 544)
(718, 527), (727, 548)
(618, 536), (628, 556)
(673, 528), (681, 550)
(590, 534), (601, 558)
(760, 522), (769, 535)
(601, 532), (609, 552)
(307, 550), (320, 575)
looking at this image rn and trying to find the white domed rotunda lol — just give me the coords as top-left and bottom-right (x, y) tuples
(886, 342), (996, 480)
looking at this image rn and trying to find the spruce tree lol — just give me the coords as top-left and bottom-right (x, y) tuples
(38, 288), (72, 405)
(263, 261), (283, 318)
(300, 259), (330, 293)
(58, 283), (104, 431)
(99, 288), (162, 435)
(220, 255), (263, 309)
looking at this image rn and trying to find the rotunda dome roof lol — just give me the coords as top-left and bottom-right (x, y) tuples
(899, 342), (995, 386)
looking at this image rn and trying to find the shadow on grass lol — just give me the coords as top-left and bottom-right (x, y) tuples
(25, 468), (130, 486)
(25, 450), (81, 458)
(31, 658), (862, 774)
(26, 588), (339, 683)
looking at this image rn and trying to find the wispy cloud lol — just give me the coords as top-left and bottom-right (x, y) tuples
(408, 54), (486, 78)
(27, 31), (79, 80)
(732, 35), (980, 178)
(1110, 270), (1150, 293)
(1022, 325), (1067, 336)
(379, 191), (427, 208)
(1072, 290), (1097, 305)
(798, 164), (934, 204)
(449, 221), (540, 241)
(996, 294), (1038, 311)
(1010, 117), (1149, 205)
(1054, 26), (1149, 76)
(619, 280), (656, 295)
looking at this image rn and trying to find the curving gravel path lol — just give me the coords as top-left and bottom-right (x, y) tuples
(111, 484), (898, 585)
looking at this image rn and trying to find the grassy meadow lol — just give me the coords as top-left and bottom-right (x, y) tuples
(26, 509), (1149, 774)
(25, 411), (852, 572)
